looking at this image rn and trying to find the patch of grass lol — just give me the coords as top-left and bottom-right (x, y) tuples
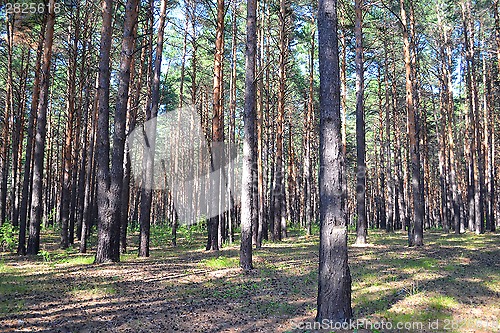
(427, 295), (459, 311)
(0, 267), (28, 315)
(69, 283), (116, 297)
(200, 256), (239, 269)
(384, 292), (457, 332)
(56, 255), (94, 265)
(212, 281), (260, 299)
(150, 224), (173, 247)
(0, 299), (24, 314)
(255, 300), (297, 316)
(391, 257), (439, 271)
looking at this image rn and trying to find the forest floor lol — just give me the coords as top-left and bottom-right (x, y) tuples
(0, 227), (499, 333)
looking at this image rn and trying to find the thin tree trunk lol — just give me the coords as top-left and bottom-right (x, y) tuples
(256, 8), (265, 248)
(354, 0), (367, 245)
(121, 23), (144, 253)
(383, 42), (394, 232)
(18, 18), (46, 255)
(27, 0), (56, 255)
(139, 0), (168, 257)
(60, 14), (80, 249)
(0, 14), (14, 229)
(462, 0), (483, 235)
(227, 0), (238, 244)
(207, 0), (225, 251)
(400, 0), (423, 246)
(273, 0), (290, 241)
(304, 20), (314, 236)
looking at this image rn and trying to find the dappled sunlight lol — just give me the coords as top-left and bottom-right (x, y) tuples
(1, 230), (498, 332)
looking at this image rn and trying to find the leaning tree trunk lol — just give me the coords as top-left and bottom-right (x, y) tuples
(27, 0), (56, 255)
(316, 0), (353, 322)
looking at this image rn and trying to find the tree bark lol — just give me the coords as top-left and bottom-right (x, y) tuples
(94, 0), (115, 263)
(60, 13), (80, 249)
(316, 0), (353, 322)
(18, 18), (46, 255)
(139, 0), (168, 257)
(240, 0), (257, 271)
(207, 0), (225, 251)
(400, 0), (423, 246)
(354, 0), (367, 245)
(462, 0), (484, 235)
(304, 19), (315, 236)
(273, 0), (290, 241)
(27, 0), (56, 255)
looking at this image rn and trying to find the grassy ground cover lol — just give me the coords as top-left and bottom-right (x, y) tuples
(0, 226), (498, 332)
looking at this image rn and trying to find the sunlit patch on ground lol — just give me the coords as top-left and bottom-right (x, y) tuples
(0, 229), (498, 332)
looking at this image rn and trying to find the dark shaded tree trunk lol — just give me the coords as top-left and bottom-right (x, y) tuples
(207, 0), (225, 251)
(227, 0), (238, 244)
(121, 25), (144, 254)
(304, 20), (314, 236)
(139, 0), (167, 257)
(400, 0), (423, 246)
(462, 0), (484, 235)
(273, 0), (290, 241)
(60, 14), (80, 249)
(18, 19), (46, 255)
(27, 0), (56, 255)
(354, 0), (367, 245)
(94, 0), (116, 263)
(316, 0), (353, 322)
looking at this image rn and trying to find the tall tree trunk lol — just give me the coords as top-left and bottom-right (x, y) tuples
(400, 0), (423, 246)
(227, 0), (238, 244)
(121, 24), (144, 253)
(207, 0), (225, 251)
(255, 5), (265, 248)
(462, 0), (484, 235)
(27, 0), (56, 255)
(354, 0), (367, 245)
(273, 0), (290, 241)
(339, 27), (348, 225)
(304, 20), (315, 236)
(383, 42), (394, 232)
(139, 0), (167, 257)
(81, 76), (99, 254)
(491, 0), (499, 231)
(495, 0), (500, 75)
(316, 0), (352, 322)
(18, 18), (46, 255)
(60, 13), (80, 249)
(482, 53), (493, 232)
(0, 14), (14, 228)
(94, 0), (115, 263)
(240, 0), (256, 271)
